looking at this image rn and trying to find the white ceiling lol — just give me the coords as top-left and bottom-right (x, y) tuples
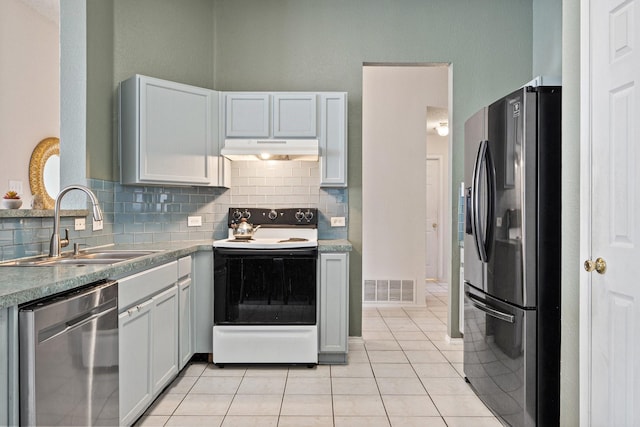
(19, 0), (59, 24)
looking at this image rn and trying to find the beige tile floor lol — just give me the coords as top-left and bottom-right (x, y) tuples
(136, 282), (502, 427)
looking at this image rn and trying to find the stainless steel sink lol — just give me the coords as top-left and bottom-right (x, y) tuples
(0, 249), (162, 267)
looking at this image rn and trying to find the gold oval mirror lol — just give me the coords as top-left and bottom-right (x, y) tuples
(29, 137), (60, 210)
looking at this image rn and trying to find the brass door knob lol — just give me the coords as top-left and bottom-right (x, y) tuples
(432, 223), (438, 229)
(584, 257), (607, 274)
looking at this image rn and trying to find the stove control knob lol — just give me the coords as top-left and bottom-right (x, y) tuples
(242, 209), (251, 219)
(232, 210), (243, 220)
(295, 210), (305, 221)
(304, 210), (314, 221)
(268, 210), (278, 220)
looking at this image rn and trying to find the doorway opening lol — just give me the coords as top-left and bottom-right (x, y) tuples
(362, 64), (455, 331)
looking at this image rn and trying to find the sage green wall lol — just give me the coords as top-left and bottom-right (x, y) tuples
(212, 0), (534, 336)
(86, 0), (215, 180)
(87, 0), (114, 180)
(533, 0), (562, 78)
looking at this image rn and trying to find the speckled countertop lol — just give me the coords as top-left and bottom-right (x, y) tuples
(0, 239), (351, 309)
(318, 239), (352, 252)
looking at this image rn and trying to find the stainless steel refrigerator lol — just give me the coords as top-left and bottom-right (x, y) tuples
(463, 86), (561, 427)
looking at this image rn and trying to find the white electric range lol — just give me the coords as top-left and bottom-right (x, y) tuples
(212, 207), (319, 366)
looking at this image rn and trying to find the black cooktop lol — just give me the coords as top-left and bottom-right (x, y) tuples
(227, 207), (318, 228)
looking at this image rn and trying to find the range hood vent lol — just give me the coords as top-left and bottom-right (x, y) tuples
(221, 139), (319, 161)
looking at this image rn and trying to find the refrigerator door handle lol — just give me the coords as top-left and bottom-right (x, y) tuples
(482, 142), (496, 260)
(471, 140), (488, 262)
(471, 141), (483, 260)
(466, 291), (515, 323)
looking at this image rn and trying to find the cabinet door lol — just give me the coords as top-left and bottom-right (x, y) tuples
(225, 93), (270, 137)
(319, 94), (348, 186)
(119, 299), (153, 426)
(139, 77), (214, 184)
(319, 253), (349, 353)
(120, 75), (216, 186)
(273, 94), (317, 137)
(151, 285), (179, 395)
(178, 277), (193, 370)
(0, 306), (18, 427)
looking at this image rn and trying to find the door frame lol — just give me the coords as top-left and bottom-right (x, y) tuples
(579, 0), (593, 424)
(361, 63), (452, 311)
(426, 154), (445, 281)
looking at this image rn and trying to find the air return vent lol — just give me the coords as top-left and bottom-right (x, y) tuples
(364, 279), (415, 303)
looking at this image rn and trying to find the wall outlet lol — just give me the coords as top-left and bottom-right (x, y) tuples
(93, 220), (103, 231)
(187, 216), (202, 227)
(330, 216), (346, 227)
(74, 218), (86, 231)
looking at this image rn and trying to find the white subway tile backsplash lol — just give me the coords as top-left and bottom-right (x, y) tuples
(248, 177), (267, 186)
(230, 161), (320, 206)
(265, 177), (285, 186)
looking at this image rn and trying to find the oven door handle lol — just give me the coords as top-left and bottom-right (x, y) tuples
(466, 291), (515, 324)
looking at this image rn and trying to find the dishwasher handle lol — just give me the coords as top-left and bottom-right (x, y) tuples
(39, 299), (117, 344)
(20, 280), (119, 344)
(466, 291), (515, 324)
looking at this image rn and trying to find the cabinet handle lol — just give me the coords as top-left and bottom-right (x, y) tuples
(127, 308), (135, 316)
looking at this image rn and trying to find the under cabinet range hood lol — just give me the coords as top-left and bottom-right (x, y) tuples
(221, 139), (319, 161)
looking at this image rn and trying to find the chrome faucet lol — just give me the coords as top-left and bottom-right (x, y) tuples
(49, 185), (103, 257)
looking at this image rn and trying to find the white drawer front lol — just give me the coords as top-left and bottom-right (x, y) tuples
(118, 261), (178, 310)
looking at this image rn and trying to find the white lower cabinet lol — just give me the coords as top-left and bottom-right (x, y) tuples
(178, 256), (194, 370)
(318, 252), (349, 364)
(118, 299), (153, 426)
(0, 306), (19, 426)
(118, 261), (181, 426)
(151, 286), (179, 395)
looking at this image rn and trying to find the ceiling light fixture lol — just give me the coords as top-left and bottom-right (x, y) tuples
(435, 122), (449, 137)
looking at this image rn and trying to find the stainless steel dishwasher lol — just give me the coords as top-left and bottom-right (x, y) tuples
(19, 280), (119, 426)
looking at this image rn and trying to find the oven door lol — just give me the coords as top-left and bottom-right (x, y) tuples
(214, 247), (317, 325)
(463, 283), (536, 427)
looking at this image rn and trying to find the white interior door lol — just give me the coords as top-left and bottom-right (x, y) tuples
(425, 157), (441, 280)
(582, 0), (640, 425)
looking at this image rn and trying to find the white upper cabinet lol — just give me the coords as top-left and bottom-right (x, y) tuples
(224, 92), (318, 139)
(119, 75), (222, 187)
(225, 93), (270, 138)
(273, 94), (317, 137)
(319, 93), (348, 187)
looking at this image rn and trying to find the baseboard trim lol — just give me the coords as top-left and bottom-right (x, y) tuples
(445, 334), (463, 344)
